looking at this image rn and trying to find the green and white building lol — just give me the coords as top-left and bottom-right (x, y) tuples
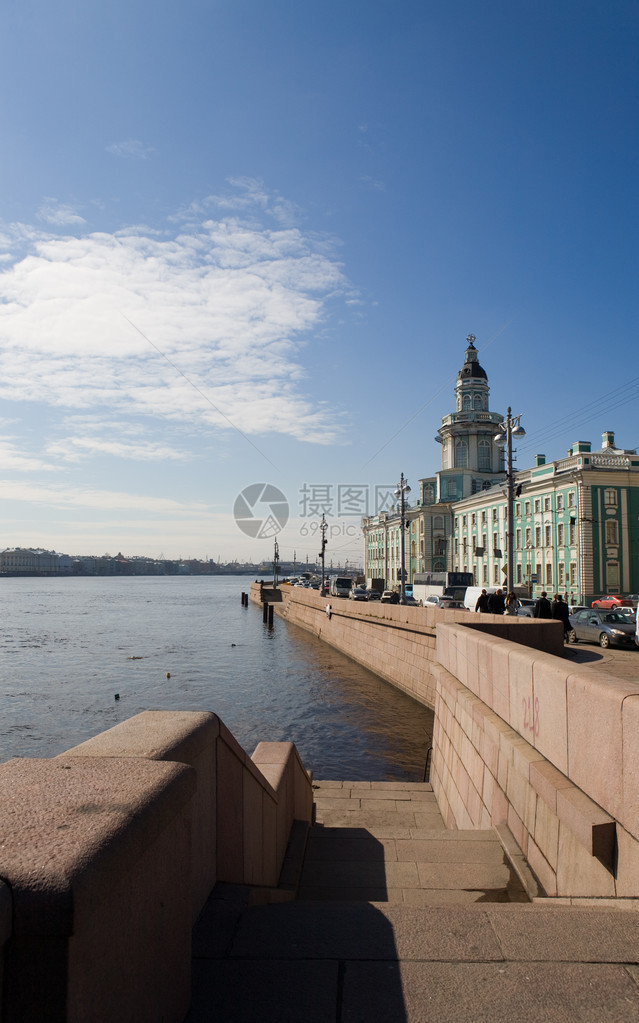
(363, 336), (639, 603)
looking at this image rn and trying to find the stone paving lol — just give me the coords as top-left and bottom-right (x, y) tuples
(187, 781), (639, 1022)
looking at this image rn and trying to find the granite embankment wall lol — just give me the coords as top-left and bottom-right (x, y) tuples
(255, 584), (639, 900)
(0, 711), (312, 1022)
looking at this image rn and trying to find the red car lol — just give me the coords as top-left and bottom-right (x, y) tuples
(591, 595), (634, 609)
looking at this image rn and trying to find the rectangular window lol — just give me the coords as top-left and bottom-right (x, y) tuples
(482, 564), (488, 583)
(515, 503), (521, 516)
(606, 520), (619, 545)
(535, 526), (542, 546)
(536, 562), (542, 581)
(568, 491), (575, 507)
(481, 510), (486, 523)
(557, 523), (564, 545)
(516, 529), (522, 549)
(534, 500), (541, 513)
(516, 564), (522, 584)
(492, 508), (498, 521)
(471, 513), (476, 525)
(546, 563), (553, 585)
(570, 561), (577, 585)
(525, 501), (531, 515)
(545, 525), (551, 546)
(557, 494), (564, 510)
(558, 563), (565, 587)
(493, 565), (499, 583)
(544, 497), (551, 511)
(569, 520), (577, 544)
(525, 527), (532, 546)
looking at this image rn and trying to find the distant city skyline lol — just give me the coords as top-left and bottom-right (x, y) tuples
(1, 2), (637, 561)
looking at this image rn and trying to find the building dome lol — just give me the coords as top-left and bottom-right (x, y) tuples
(457, 334), (487, 381)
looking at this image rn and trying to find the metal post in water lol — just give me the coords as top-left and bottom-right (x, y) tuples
(268, 604), (274, 627)
(263, 602), (268, 623)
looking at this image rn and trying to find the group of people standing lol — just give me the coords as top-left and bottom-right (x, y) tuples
(474, 587), (571, 640)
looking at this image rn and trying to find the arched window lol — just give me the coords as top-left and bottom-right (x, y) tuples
(478, 439), (491, 470)
(434, 516), (444, 530)
(454, 440), (468, 468)
(462, 394), (471, 411)
(473, 394), (483, 411)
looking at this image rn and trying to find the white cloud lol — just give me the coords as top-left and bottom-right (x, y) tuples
(0, 437), (56, 472)
(0, 479), (206, 514)
(0, 189), (353, 449)
(106, 139), (155, 159)
(37, 200), (87, 226)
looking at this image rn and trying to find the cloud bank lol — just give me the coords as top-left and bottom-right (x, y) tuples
(0, 185), (350, 450)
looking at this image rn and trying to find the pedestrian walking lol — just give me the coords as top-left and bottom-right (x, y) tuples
(488, 588), (505, 614)
(505, 591), (518, 615)
(551, 592), (571, 640)
(533, 591), (552, 619)
(475, 589), (490, 613)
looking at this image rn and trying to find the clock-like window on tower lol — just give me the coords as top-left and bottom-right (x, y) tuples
(478, 440), (491, 470)
(455, 440), (468, 468)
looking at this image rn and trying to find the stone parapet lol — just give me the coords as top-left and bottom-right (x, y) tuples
(0, 712), (313, 1021)
(432, 622), (639, 898)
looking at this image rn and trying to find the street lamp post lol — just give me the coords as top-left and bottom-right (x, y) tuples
(319, 514), (328, 594)
(494, 408), (525, 598)
(394, 473), (411, 603)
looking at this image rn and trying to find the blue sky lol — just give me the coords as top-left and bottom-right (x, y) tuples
(0, 0), (637, 565)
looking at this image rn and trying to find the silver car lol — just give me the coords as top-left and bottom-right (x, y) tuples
(567, 609), (638, 649)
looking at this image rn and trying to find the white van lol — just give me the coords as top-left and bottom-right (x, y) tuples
(463, 586), (499, 612)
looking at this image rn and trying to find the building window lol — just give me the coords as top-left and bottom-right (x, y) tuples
(606, 520), (619, 545)
(557, 523), (564, 545)
(569, 519), (577, 544)
(478, 439), (491, 470)
(482, 564), (488, 583)
(474, 394), (483, 411)
(545, 563), (553, 585)
(558, 563), (565, 588)
(545, 524), (551, 546)
(525, 501), (531, 515)
(471, 513), (476, 525)
(534, 500), (541, 513)
(544, 497), (551, 511)
(516, 564), (522, 584)
(557, 494), (564, 510)
(493, 565), (499, 583)
(516, 529), (522, 549)
(455, 440), (468, 468)
(570, 561), (577, 585)
(525, 527), (532, 546)
(604, 489), (617, 507)
(568, 491), (575, 507)
(515, 503), (521, 516)
(492, 508), (497, 521)
(481, 510), (487, 523)
(535, 526), (542, 546)
(493, 532), (499, 552)
(447, 480), (457, 497)
(462, 394), (471, 411)
(607, 562), (620, 588)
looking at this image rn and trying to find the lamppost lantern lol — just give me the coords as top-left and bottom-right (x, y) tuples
(493, 407), (525, 597)
(394, 473), (411, 603)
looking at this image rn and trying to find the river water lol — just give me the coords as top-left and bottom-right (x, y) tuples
(1, 576), (433, 780)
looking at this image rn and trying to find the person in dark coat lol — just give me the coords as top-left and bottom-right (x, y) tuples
(488, 588), (505, 614)
(551, 593), (571, 639)
(475, 589), (490, 613)
(533, 591), (552, 619)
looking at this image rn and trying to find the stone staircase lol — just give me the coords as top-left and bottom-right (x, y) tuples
(299, 780), (530, 904)
(187, 781), (639, 1022)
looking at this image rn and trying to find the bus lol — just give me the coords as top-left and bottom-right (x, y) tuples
(412, 571), (474, 605)
(329, 575), (352, 598)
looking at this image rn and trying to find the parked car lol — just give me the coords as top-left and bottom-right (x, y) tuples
(567, 609), (638, 648)
(366, 589), (381, 601)
(437, 599), (466, 610)
(591, 595), (634, 609)
(516, 598), (536, 618)
(568, 605), (589, 616)
(349, 586), (368, 601)
(401, 595), (419, 606)
(380, 590), (399, 604)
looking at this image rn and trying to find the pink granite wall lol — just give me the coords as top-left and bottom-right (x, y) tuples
(0, 712), (313, 1021)
(432, 622), (639, 898)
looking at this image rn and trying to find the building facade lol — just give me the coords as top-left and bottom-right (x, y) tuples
(362, 336), (639, 602)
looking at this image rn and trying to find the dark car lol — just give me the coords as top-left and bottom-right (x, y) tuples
(516, 598), (536, 618)
(366, 589), (382, 601)
(349, 586), (368, 601)
(567, 609), (637, 649)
